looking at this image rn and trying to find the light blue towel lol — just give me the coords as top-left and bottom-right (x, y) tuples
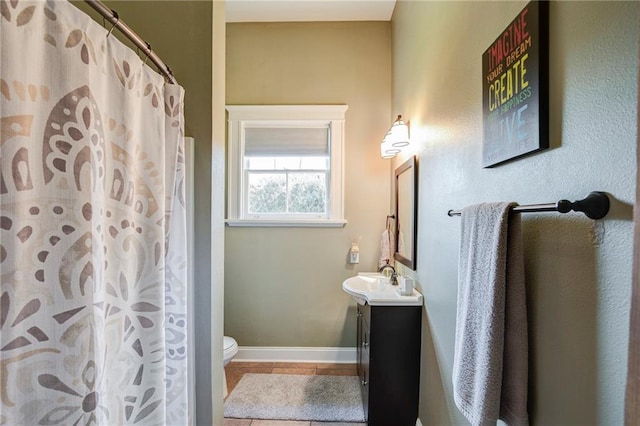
(453, 202), (528, 426)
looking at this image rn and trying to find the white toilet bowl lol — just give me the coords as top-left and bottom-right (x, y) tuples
(223, 336), (238, 398)
(223, 336), (238, 366)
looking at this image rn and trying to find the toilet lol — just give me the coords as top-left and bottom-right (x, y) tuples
(223, 336), (238, 398)
(223, 336), (238, 366)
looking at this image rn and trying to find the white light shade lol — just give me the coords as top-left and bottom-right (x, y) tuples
(390, 115), (410, 147)
(380, 143), (396, 159)
(381, 132), (400, 158)
(379, 116), (410, 159)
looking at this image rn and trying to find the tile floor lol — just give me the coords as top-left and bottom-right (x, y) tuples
(223, 362), (365, 426)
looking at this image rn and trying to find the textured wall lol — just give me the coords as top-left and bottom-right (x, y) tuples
(225, 22), (392, 347)
(391, 1), (637, 424)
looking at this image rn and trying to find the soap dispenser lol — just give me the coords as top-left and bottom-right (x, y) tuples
(349, 242), (360, 264)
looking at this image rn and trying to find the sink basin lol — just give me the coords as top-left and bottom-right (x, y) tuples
(342, 273), (423, 306)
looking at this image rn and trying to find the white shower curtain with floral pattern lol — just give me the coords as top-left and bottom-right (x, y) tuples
(0, 1), (189, 424)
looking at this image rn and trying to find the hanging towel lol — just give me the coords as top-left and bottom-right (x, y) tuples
(378, 229), (394, 267)
(379, 216), (396, 268)
(453, 202), (528, 426)
(378, 229), (395, 268)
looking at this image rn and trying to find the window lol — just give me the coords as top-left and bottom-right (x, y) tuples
(226, 105), (348, 227)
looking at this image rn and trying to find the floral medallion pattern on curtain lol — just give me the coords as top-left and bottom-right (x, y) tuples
(0, 1), (188, 424)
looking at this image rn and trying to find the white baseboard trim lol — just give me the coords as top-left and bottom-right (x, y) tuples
(233, 346), (357, 363)
(416, 418), (423, 426)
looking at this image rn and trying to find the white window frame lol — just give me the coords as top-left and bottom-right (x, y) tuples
(226, 105), (348, 227)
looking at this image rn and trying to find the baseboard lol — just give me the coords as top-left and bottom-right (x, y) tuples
(416, 418), (423, 426)
(234, 346), (357, 363)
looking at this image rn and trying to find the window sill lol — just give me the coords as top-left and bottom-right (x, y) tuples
(225, 219), (348, 228)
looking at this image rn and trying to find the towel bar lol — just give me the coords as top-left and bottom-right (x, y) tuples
(447, 191), (610, 220)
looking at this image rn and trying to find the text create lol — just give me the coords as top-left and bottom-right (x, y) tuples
(488, 53), (529, 112)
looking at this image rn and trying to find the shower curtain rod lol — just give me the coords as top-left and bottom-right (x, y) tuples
(447, 191), (610, 220)
(84, 0), (177, 84)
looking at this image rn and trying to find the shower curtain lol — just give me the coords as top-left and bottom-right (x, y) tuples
(0, 1), (189, 424)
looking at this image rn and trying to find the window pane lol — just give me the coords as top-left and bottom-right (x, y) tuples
(248, 173), (286, 214)
(288, 173), (327, 214)
(299, 157), (329, 170)
(245, 157), (276, 170)
(246, 156), (329, 171)
(275, 157), (303, 170)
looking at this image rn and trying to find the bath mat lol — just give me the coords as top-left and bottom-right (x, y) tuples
(223, 373), (365, 422)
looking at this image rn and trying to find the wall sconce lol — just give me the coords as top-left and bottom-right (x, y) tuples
(380, 115), (410, 159)
(380, 131), (401, 159)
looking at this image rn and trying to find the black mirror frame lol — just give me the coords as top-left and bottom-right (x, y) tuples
(394, 155), (417, 270)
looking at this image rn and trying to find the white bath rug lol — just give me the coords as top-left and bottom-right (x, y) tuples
(223, 373), (365, 422)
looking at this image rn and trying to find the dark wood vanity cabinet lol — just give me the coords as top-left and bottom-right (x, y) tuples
(356, 302), (422, 426)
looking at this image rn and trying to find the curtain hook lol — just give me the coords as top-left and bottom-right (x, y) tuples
(166, 66), (175, 82)
(143, 42), (151, 65)
(106, 10), (119, 38)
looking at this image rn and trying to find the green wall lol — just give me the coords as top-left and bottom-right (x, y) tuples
(392, 1), (637, 424)
(225, 22), (392, 347)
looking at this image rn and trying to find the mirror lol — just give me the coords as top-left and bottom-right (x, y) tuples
(394, 156), (417, 270)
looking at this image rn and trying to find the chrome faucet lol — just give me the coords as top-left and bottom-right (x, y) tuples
(378, 264), (398, 286)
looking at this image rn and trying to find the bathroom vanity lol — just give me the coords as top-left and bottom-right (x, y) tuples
(343, 274), (422, 425)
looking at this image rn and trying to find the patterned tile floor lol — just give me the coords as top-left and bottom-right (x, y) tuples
(223, 362), (365, 426)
